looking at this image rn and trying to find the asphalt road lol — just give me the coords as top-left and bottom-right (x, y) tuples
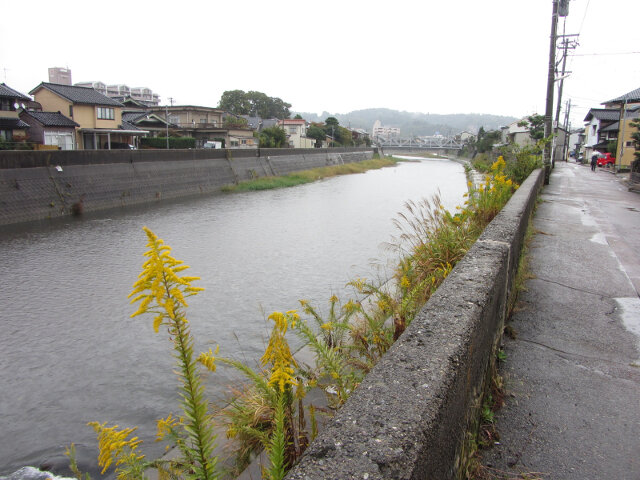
(482, 161), (640, 479)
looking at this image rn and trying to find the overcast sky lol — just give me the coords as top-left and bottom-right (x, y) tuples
(1, 0), (638, 129)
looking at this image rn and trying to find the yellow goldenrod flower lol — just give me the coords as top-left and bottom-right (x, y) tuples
(128, 227), (203, 328)
(262, 311), (298, 392)
(400, 276), (410, 289)
(156, 414), (178, 442)
(197, 345), (219, 372)
(88, 421), (144, 474)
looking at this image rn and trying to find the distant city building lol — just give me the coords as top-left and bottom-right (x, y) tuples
(48, 67), (72, 85)
(372, 120), (400, 139)
(75, 80), (161, 106)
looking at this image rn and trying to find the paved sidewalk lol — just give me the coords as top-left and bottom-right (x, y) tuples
(482, 161), (640, 479)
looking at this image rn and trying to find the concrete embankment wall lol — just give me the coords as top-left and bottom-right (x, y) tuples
(287, 169), (545, 480)
(0, 147), (373, 226)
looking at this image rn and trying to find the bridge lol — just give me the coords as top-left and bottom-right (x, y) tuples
(376, 136), (464, 150)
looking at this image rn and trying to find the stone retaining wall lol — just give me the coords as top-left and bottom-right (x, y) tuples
(0, 148), (374, 226)
(286, 169), (545, 480)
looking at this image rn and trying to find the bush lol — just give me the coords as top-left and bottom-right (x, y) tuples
(140, 136), (196, 149)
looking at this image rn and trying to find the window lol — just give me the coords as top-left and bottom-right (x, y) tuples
(69, 105), (73, 118)
(1, 99), (14, 111)
(97, 107), (115, 120)
(627, 141), (634, 147)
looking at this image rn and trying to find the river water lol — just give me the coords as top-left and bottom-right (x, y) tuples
(0, 157), (467, 475)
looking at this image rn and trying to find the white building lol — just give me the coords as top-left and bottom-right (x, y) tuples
(372, 120), (400, 139)
(75, 81), (161, 106)
(277, 118), (315, 148)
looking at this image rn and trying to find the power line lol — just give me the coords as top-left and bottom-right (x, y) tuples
(571, 51), (640, 56)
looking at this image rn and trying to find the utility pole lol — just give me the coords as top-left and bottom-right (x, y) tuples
(617, 100), (628, 172)
(165, 104), (170, 149)
(543, 0), (559, 184)
(561, 99), (571, 162)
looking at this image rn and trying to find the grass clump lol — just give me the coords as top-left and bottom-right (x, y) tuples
(222, 157), (400, 192)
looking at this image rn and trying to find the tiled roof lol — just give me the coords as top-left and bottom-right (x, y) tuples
(30, 82), (123, 107)
(23, 111), (79, 127)
(583, 109), (619, 122)
(122, 111), (149, 123)
(0, 83), (31, 101)
(605, 87), (640, 104)
(120, 120), (141, 131)
(0, 118), (30, 128)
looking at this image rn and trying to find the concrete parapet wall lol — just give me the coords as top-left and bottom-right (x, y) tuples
(0, 148), (373, 226)
(286, 169), (544, 480)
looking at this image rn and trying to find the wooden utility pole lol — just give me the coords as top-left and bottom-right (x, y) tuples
(543, 0), (559, 184)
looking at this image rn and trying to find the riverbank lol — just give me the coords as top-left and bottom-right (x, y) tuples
(221, 156), (399, 192)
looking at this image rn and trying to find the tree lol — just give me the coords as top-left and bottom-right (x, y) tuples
(517, 114), (545, 142)
(223, 116), (248, 129)
(630, 118), (640, 162)
(325, 117), (339, 127)
(218, 90), (291, 119)
(259, 126), (288, 148)
(475, 129), (502, 153)
(219, 90), (251, 115)
(306, 125), (326, 147)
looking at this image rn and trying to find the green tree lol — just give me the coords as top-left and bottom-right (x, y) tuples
(223, 116), (249, 128)
(219, 90), (251, 115)
(517, 114), (545, 142)
(307, 125), (326, 147)
(325, 117), (339, 127)
(218, 90), (291, 119)
(259, 126), (288, 148)
(630, 118), (640, 162)
(475, 129), (502, 153)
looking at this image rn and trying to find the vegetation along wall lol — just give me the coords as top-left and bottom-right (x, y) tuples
(286, 168), (544, 480)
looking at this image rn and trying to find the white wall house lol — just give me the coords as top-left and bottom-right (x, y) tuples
(277, 119), (315, 148)
(582, 108), (619, 158)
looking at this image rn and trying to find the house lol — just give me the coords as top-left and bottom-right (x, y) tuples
(458, 131), (476, 143)
(347, 127), (371, 146)
(30, 82), (147, 149)
(501, 119), (536, 147)
(277, 118), (315, 148)
(19, 110), (79, 150)
(147, 105), (256, 148)
(583, 108), (619, 159)
(602, 87), (640, 170)
(0, 83), (31, 146)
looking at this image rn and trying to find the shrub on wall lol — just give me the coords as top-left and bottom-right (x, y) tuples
(141, 137), (196, 149)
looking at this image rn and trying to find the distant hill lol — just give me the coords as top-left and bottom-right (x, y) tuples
(294, 108), (517, 137)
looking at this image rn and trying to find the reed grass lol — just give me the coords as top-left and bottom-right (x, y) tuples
(222, 157), (400, 192)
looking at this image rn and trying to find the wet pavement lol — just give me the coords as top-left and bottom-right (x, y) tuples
(482, 161), (640, 479)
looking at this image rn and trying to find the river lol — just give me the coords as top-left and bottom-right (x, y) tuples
(0, 157), (467, 476)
